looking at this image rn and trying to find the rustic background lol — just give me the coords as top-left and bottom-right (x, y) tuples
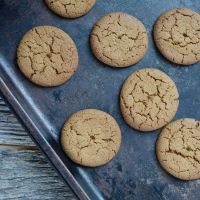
(0, 94), (76, 200)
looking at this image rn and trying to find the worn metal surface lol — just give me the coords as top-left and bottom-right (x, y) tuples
(0, 0), (200, 199)
(0, 95), (77, 200)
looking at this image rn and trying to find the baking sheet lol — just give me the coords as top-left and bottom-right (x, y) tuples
(0, 0), (200, 199)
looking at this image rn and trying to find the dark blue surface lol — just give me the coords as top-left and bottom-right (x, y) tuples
(0, 0), (200, 199)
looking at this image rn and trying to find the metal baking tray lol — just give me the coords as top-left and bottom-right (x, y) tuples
(0, 0), (200, 199)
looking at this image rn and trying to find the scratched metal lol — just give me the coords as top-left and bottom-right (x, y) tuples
(0, 0), (200, 199)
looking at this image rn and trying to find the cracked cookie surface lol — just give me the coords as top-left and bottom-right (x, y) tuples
(156, 118), (200, 180)
(120, 68), (179, 131)
(17, 26), (78, 87)
(90, 12), (148, 68)
(154, 8), (200, 65)
(61, 109), (121, 167)
(45, 0), (96, 18)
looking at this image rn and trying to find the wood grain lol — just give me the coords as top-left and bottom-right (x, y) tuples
(0, 95), (77, 200)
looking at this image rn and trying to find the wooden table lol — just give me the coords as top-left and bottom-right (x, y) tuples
(0, 94), (77, 200)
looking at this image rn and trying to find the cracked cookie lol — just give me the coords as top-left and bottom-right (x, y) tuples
(17, 26), (78, 87)
(90, 12), (148, 68)
(45, 0), (96, 18)
(61, 109), (121, 167)
(154, 8), (200, 65)
(120, 68), (179, 132)
(156, 118), (200, 180)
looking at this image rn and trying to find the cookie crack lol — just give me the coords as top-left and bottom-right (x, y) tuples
(91, 13), (148, 67)
(18, 27), (77, 81)
(121, 69), (178, 130)
(159, 119), (200, 178)
(66, 117), (119, 160)
(155, 8), (200, 64)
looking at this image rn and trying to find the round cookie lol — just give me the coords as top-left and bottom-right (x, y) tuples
(61, 109), (121, 167)
(90, 12), (148, 68)
(156, 118), (200, 180)
(120, 68), (179, 131)
(45, 0), (96, 18)
(154, 8), (200, 65)
(17, 26), (78, 87)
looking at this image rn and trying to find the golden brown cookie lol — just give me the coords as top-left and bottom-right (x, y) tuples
(156, 118), (200, 180)
(17, 26), (78, 87)
(154, 8), (200, 65)
(45, 0), (96, 18)
(120, 68), (179, 131)
(61, 109), (121, 167)
(90, 12), (148, 68)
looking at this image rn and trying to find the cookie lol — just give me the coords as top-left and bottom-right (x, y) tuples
(45, 0), (96, 18)
(154, 8), (200, 65)
(17, 26), (78, 87)
(120, 68), (179, 131)
(90, 12), (148, 68)
(156, 118), (200, 180)
(61, 109), (121, 167)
